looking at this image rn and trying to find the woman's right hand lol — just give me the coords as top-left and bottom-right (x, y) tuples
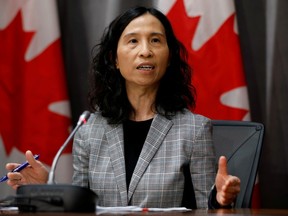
(6, 150), (49, 190)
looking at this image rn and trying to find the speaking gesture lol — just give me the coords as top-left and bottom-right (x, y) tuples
(215, 156), (241, 206)
(5, 150), (49, 190)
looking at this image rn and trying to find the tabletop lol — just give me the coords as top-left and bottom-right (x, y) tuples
(1, 208), (288, 216)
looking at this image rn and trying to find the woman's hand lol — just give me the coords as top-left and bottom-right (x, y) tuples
(215, 156), (241, 206)
(6, 150), (49, 190)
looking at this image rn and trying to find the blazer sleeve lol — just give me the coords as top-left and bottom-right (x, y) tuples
(72, 122), (90, 188)
(190, 116), (216, 209)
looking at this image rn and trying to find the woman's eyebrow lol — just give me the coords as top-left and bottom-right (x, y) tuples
(122, 31), (166, 39)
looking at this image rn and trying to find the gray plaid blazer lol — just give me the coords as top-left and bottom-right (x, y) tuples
(72, 109), (216, 209)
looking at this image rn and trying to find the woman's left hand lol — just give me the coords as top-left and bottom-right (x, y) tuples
(215, 156), (241, 206)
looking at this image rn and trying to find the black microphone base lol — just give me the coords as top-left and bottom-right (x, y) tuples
(16, 184), (97, 212)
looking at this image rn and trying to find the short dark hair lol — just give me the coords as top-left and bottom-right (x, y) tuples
(88, 6), (196, 124)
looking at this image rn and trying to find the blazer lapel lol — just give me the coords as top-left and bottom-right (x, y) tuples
(128, 114), (173, 201)
(106, 124), (128, 205)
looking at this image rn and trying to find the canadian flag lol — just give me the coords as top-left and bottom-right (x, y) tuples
(0, 0), (72, 196)
(156, 0), (259, 208)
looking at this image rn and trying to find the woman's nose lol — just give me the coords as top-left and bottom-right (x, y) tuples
(139, 43), (153, 57)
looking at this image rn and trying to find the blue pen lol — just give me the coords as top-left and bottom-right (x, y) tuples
(0, 154), (40, 182)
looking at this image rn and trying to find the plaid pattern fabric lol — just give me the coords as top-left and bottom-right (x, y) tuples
(72, 109), (215, 208)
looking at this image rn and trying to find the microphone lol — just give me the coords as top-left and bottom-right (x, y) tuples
(15, 111), (98, 212)
(47, 110), (91, 184)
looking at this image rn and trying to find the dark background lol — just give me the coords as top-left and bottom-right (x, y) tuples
(57, 0), (288, 208)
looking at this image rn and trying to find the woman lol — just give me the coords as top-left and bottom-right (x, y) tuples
(6, 6), (240, 209)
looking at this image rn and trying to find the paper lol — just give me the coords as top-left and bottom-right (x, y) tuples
(0, 206), (19, 212)
(96, 206), (191, 214)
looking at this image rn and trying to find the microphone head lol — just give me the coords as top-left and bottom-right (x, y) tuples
(77, 111), (91, 126)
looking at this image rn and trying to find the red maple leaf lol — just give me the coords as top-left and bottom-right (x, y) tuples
(167, 0), (248, 120)
(0, 12), (71, 165)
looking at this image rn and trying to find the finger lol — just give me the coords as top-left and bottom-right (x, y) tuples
(224, 176), (241, 188)
(25, 150), (41, 168)
(6, 163), (21, 171)
(220, 191), (237, 200)
(218, 156), (228, 176)
(222, 184), (241, 194)
(217, 191), (238, 206)
(220, 180), (241, 195)
(7, 178), (22, 190)
(7, 172), (23, 181)
(229, 176), (241, 186)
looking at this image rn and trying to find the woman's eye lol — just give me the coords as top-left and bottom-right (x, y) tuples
(151, 38), (160, 43)
(129, 39), (138, 44)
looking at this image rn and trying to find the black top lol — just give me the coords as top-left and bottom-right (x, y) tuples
(123, 118), (153, 188)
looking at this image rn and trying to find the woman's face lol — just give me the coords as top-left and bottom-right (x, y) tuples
(116, 13), (170, 90)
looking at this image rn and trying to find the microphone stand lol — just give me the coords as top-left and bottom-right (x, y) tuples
(15, 111), (97, 212)
(47, 111), (88, 185)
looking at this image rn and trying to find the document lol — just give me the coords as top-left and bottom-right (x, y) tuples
(96, 206), (191, 214)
